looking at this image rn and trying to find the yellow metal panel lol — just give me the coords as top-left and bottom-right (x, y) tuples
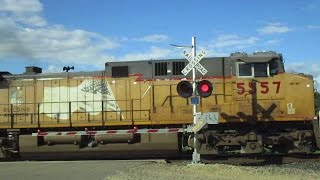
(0, 89), (10, 124)
(0, 68), (316, 129)
(283, 73), (315, 116)
(139, 82), (152, 120)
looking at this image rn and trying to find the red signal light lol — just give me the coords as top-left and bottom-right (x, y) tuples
(177, 80), (213, 98)
(200, 83), (209, 92)
(197, 80), (213, 98)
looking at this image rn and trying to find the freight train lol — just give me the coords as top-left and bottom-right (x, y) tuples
(0, 51), (319, 158)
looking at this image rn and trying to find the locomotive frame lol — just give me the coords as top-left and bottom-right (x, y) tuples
(0, 51), (319, 158)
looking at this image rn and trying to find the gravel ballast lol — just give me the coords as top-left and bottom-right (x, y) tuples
(106, 161), (320, 180)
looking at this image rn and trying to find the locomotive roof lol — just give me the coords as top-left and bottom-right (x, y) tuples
(105, 51), (284, 79)
(1, 51), (283, 80)
(2, 70), (106, 80)
(230, 52), (281, 63)
(106, 51), (281, 64)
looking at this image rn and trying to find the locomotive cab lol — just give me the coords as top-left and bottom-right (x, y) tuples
(193, 52), (317, 155)
(232, 51), (285, 78)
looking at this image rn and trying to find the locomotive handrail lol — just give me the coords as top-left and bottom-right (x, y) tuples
(141, 85), (152, 99)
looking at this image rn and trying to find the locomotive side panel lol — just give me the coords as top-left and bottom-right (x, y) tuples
(0, 52), (316, 129)
(107, 76), (153, 125)
(3, 79), (38, 128)
(129, 77), (152, 123)
(40, 77), (126, 127)
(1, 75), (156, 128)
(38, 79), (71, 127)
(151, 80), (189, 124)
(199, 79), (234, 114)
(0, 88), (10, 128)
(283, 73), (315, 118)
(108, 78), (126, 122)
(230, 75), (285, 122)
(151, 79), (233, 125)
(15, 83), (36, 128)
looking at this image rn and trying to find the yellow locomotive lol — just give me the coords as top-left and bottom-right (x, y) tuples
(0, 51), (319, 158)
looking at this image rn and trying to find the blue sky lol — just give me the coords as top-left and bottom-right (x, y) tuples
(0, 0), (320, 88)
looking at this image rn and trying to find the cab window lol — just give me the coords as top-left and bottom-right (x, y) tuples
(238, 63), (252, 77)
(269, 60), (279, 75)
(254, 63), (268, 77)
(237, 62), (269, 78)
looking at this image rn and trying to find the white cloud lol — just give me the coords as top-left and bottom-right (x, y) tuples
(307, 25), (320, 30)
(135, 34), (169, 42)
(46, 65), (62, 73)
(266, 39), (281, 45)
(286, 62), (320, 91)
(45, 64), (94, 73)
(0, 25), (119, 66)
(0, 0), (47, 27)
(286, 62), (306, 73)
(311, 64), (320, 91)
(210, 34), (259, 49)
(301, 0), (320, 11)
(0, 0), (43, 13)
(204, 49), (229, 57)
(0, 0), (121, 69)
(258, 23), (292, 34)
(0, 0), (175, 70)
(120, 46), (172, 61)
(17, 15), (47, 27)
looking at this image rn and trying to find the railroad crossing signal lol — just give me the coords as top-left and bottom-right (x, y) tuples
(173, 36), (206, 164)
(181, 50), (208, 76)
(176, 80), (213, 98)
(176, 80), (193, 98)
(196, 80), (213, 98)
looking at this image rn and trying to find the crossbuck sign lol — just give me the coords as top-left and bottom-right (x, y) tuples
(181, 50), (207, 76)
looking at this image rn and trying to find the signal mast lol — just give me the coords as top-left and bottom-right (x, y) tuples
(172, 37), (213, 164)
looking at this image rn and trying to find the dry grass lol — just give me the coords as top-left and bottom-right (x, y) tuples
(106, 162), (320, 180)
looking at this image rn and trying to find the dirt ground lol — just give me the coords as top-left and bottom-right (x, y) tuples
(106, 161), (320, 180)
